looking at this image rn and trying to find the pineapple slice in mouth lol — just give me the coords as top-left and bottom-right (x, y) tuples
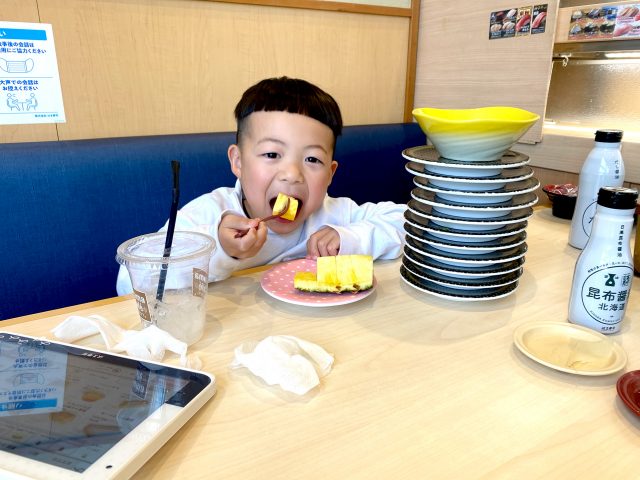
(270, 194), (302, 221)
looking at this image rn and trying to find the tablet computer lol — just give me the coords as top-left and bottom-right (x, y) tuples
(0, 331), (215, 479)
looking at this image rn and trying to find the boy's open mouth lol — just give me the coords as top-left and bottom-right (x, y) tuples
(269, 195), (302, 220)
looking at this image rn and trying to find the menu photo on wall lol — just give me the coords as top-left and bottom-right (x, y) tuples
(0, 21), (65, 125)
(489, 4), (548, 39)
(568, 4), (640, 40)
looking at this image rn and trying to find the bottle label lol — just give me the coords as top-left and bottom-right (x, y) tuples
(580, 199), (597, 237)
(580, 264), (633, 332)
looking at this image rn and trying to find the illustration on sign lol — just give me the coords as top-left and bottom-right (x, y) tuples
(0, 335), (67, 417)
(0, 22), (65, 125)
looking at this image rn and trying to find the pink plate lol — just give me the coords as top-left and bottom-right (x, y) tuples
(617, 370), (640, 417)
(260, 258), (376, 307)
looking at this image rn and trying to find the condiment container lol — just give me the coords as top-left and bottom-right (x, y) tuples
(569, 130), (624, 249)
(568, 186), (638, 334)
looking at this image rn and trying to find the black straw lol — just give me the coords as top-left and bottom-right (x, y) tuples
(156, 160), (181, 302)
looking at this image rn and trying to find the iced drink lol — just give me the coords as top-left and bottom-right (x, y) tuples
(116, 231), (215, 345)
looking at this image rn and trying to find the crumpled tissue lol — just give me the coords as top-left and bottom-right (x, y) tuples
(231, 335), (333, 395)
(51, 314), (201, 368)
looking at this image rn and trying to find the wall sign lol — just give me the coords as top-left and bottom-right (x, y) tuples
(0, 21), (65, 125)
(489, 4), (548, 39)
(568, 4), (640, 40)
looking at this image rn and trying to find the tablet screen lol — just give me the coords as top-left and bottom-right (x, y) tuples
(0, 332), (212, 475)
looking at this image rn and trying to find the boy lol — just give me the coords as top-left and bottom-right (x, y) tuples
(117, 77), (405, 295)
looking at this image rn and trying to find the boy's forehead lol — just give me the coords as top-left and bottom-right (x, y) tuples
(242, 111), (335, 145)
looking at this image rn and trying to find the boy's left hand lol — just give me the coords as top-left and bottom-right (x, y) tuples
(306, 226), (340, 258)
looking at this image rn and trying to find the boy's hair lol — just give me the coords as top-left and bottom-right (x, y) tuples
(234, 77), (343, 146)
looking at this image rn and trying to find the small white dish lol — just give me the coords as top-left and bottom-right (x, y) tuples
(404, 209), (528, 243)
(402, 145), (530, 169)
(405, 162), (534, 192)
(400, 265), (520, 301)
(408, 200), (534, 232)
(411, 188), (539, 217)
(513, 321), (627, 376)
(413, 176), (540, 205)
(403, 223), (526, 255)
(403, 245), (526, 279)
(405, 237), (527, 268)
(402, 256), (522, 290)
(425, 164), (502, 178)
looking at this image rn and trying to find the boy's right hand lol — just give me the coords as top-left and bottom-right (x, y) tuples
(219, 214), (268, 259)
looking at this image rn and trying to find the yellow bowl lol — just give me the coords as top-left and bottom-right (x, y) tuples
(412, 106), (540, 162)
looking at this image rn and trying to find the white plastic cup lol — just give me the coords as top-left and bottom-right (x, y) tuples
(116, 231), (215, 345)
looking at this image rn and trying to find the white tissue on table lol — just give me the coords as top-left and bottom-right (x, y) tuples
(51, 314), (199, 367)
(231, 335), (334, 395)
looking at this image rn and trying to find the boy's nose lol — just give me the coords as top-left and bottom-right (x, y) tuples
(279, 162), (304, 183)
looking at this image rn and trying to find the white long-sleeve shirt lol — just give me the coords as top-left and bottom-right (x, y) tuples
(117, 180), (406, 295)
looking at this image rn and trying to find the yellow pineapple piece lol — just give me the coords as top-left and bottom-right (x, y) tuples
(293, 255), (373, 293)
(336, 255), (356, 291)
(350, 254), (373, 291)
(317, 256), (340, 292)
(273, 193), (299, 221)
(293, 271), (318, 291)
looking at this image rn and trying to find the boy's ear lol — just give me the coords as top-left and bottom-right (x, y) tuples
(228, 144), (242, 178)
(328, 160), (338, 184)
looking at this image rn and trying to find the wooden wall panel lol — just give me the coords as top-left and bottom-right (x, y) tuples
(2, 0), (409, 142)
(413, 0), (560, 144)
(0, 0), (59, 143)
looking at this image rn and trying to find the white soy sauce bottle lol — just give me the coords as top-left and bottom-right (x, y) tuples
(569, 130), (624, 249)
(568, 187), (638, 334)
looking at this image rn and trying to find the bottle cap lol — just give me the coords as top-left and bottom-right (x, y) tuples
(594, 130), (623, 143)
(597, 187), (638, 209)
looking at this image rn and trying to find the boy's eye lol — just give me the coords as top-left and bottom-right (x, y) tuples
(305, 156), (323, 164)
(263, 152), (279, 159)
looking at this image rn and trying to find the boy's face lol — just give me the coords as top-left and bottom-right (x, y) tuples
(228, 111), (338, 234)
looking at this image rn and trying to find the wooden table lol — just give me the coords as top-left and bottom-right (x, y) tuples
(5, 209), (640, 479)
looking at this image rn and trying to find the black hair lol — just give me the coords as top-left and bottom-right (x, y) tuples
(234, 77), (343, 145)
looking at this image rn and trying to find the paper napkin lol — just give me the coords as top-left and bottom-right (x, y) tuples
(231, 335), (334, 395)
(51, 314), (199, 367)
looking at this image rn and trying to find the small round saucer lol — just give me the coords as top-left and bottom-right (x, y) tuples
(403, 245), (526, 279)
(413, 176), (540, 205)
(404, 222), (526, 255)
(405, 162), (534, 192)
(402, 255), (523, 290)
(400, 264), (520, 301)
(411, 188), (538, 219)
(514, 321), (627, 376)
(405, 235), (528, 267)
(407, 199), (534, 232)
(404, 209), (528, 242)
(425, 164), (502, 178)
(402, 145), (530, 169)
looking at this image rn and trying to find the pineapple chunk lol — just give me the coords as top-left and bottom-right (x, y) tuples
(350, 254), (373, 291)
(317, 256), (339, 292)
(293, 255), (373, 293)
(273, 193), (299, 221)
(293, 271), (319, 291)
(336, 255), (356, 291)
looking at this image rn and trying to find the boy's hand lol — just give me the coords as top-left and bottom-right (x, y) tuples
(219, 214), (268, 259)
(306, 226), (340, 258)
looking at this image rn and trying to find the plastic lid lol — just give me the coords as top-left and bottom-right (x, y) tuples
(594, 130), (623, 143)
(116, 231), (216, 266)
(597, 187), (638, 209)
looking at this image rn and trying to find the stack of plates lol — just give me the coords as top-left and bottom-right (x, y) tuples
(400, 145), (539, 301)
